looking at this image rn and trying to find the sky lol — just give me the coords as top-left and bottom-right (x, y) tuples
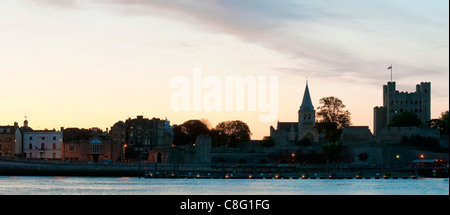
(0, 0), (448, 139)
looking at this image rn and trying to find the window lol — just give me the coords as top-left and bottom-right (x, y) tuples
(41, 137), (45, 141)
(29, 137), (32, 140)
(92, 145), (100, 153)
(157, 152), (162, 163)
(53, 136), (56, 140)
(41, 143), (45, 149)
(53, 144), (56, 149)
(69, 145), (75, 151)
(29, 144), (32, 150)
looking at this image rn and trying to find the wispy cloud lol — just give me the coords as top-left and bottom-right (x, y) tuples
(89, 0), (448, 87)
(31, 0), (78, 9)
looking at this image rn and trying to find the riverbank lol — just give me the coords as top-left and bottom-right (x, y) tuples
(0, 160), (422, 178)
(0, 160), (140, 177)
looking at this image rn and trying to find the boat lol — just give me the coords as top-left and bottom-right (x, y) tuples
(410, 159), (449, 178)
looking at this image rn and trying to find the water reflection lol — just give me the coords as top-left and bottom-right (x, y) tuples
(0, 176), (448, 195)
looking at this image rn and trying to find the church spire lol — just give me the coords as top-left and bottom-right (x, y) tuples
(300, 80), (314, 111)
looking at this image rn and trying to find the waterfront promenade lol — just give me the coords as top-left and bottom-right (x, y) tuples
(0, 159), (420, 179)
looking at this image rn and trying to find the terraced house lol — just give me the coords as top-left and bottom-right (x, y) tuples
(0, 123), (22, 158)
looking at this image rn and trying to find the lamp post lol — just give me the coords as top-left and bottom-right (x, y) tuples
(122, 144), (127, 162)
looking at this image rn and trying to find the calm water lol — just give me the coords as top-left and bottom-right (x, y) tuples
(0, 176), (448, 195)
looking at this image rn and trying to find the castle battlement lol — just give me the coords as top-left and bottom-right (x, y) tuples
(374, 81), (431, 136)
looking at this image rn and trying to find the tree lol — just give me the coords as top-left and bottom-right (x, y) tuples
(314, 96), (351, 143)
(357, 152), (369, 165)
(261, 136), (275, 147)
(429, 110), (449, 136)
(388, 112), (423, 127)
(211, 120), (252, 147)
(321, 142), (344, 163)
(296, 136), (312, 146)
(173, 119), (210, 145)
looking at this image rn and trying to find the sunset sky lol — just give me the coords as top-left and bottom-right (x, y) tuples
(1, 0), (448, 139)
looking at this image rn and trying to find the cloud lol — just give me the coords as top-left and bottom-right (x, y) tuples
(94, 1), (447, 85)
(31, 0), (78, 9)
(30, 0), (449, 88)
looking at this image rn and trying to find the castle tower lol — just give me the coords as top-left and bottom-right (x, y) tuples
(382, 81), (430, 125)
(374, 81), (431, 135)
(298, 81), (318, 141)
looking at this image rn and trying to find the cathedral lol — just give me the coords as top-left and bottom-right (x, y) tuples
(270, 81), (319, 147)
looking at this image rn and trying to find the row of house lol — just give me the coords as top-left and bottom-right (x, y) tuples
(0, 116), (174, 163)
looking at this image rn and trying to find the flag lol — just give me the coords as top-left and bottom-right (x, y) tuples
(388, 65), (392, 69)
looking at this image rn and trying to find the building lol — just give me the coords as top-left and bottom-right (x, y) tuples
(0, 123), (23, 158)
(62, 127), (119, 163)
(110, 115), (174, 161)
(270, 81), (319, 147)
(374, 81), (431, 135)
(109, 121), (127, 161)
(147, 134), (211, 165)
(23, 129), (63, 160)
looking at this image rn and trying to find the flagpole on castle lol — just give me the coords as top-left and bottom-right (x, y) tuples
(388, 65), (393, 82)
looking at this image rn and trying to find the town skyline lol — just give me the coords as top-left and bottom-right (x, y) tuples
(0, 0), (448, 139)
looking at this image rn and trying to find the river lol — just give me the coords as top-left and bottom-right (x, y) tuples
(0, 176), (447, 195)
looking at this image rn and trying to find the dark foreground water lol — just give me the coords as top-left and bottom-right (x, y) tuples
(0, 176), (448, 195)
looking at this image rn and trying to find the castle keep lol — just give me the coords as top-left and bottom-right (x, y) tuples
(373, 81), (430, 135)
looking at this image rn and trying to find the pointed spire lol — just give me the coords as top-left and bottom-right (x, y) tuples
(300, 80), (314, 111)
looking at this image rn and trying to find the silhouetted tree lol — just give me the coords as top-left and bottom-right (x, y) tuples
(322, 142), (344, 163)
(357, 152), (369, 165)
(261, 136), (275, 147)
(173, 119), (210, 145)
(388, 112), (422, 127)
(429, 110), (449, 135)
(211, 120), (251, 147)
(296, 136), (312, 146)
(314, 96), (351, 143)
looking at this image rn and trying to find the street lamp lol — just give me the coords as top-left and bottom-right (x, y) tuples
(122, 144), (128, 161)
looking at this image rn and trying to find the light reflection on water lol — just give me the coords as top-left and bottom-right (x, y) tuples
(0, 176), (448, 195)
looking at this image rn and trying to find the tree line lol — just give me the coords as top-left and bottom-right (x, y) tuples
(173, 97), (448, 154)
(173, 119), (252, 148)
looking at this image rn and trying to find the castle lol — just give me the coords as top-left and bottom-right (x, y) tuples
(373, 81), (431, 135)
